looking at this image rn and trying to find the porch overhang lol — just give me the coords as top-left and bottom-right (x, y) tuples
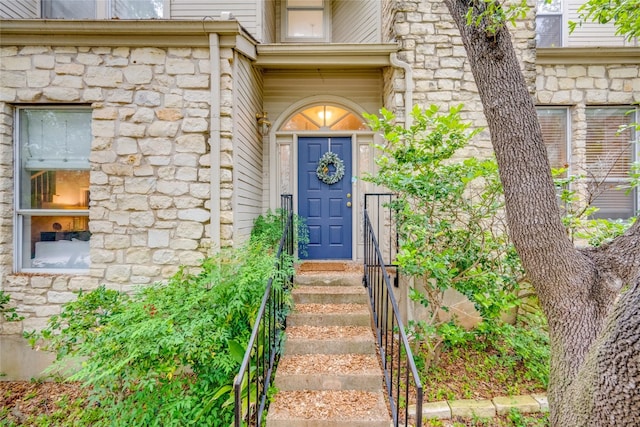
(255, 43), (398, 69)
(0, 20), (257, 58)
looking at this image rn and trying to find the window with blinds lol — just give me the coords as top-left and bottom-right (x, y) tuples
(16, 107), (92, 271)
(537, 107), (569, 173)
(585, 107), (637, 219)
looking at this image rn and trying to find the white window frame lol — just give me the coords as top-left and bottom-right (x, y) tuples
(281, 0), (330, 43)
(584, 106), (638, 219)
(14, 106), (92, 274)
(535, 0), (565, 48)
(41, 0), (168, 19)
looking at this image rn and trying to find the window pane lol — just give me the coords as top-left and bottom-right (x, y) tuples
(585, 108), (635, 179)
(586, 107), (637, 219)
(537, 108), (568, 171)
(23, 170), (90, 210)
(287, 10), (324, 38)
(590, 185), (636, 219)
(113, 0), (164, 19)
(536, 16), (562, 47)
(42, 0), (96, 19)
(19, 109), (91, 170)
(22, 216), (91, 270)
(537, 0), (562, 14)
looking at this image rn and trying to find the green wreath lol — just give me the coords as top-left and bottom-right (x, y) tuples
(316, 151), (345, 185)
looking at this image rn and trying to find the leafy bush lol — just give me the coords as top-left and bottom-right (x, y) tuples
(26, 218), (294, 426)
(1, 290), (24, 322)
(364, 105), (523, 364)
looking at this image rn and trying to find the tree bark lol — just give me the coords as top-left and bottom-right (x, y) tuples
(444, 1), (640, 425)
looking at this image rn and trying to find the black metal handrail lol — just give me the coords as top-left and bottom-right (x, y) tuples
(364, 193), (423, 427)
(233, 194), (294, 427)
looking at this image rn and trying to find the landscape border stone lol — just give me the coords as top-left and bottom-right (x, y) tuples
(409, 394), (548, 420)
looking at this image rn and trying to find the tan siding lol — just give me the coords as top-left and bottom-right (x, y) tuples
(263, 0), (276, 44)
(171, 0), (259, 38)
(332, 0), (379, 43)
(263, 69), (383, 125)
(566, 0), (632, 47)
(234, 55), (264, 244)
(0, 0), (39, 18)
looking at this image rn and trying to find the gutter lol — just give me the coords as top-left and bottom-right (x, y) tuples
(209, 34), (221, 254)
(390, 53), (414, 129)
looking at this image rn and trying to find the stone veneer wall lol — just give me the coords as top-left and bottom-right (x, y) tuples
(390, 0), (536, 158)
(0, 44), (231, 334)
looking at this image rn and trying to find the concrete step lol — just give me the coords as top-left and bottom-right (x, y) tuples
(285, 325), (377, 355)
(292, 285), (369, 304)
(274, 353), (383, 391)
(294, 272), (363, 287)
(266, 390), (391, 427)
(287, 303), (371, 327)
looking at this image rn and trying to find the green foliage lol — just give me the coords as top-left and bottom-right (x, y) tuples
(364, 105), (524, 363)
(569, 0), (640, 40)
(26, 232), (293, 426)
(0, 290), (24, 322)
(464, 0), (529, 36)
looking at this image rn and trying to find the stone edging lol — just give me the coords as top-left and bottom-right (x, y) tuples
(409, 394), (548, 420)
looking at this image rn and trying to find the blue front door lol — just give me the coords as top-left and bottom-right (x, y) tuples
(298, 137), (352, 259)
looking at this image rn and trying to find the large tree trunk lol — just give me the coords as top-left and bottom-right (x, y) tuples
(444, 1), (640, 425)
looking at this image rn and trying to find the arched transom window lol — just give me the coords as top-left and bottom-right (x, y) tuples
(281, 105), (368, 131)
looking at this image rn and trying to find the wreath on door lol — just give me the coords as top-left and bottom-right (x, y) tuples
(316, 151), (345, 185)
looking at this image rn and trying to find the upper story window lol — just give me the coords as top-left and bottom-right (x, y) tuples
(536, 0), (563, 47)
(16, 107), (91, 272)
(282, 0), (329, 42)
(42, 0), (164, 19)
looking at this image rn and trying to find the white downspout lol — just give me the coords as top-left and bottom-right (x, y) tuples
(209, 33), (221, 254)
(390, 53), (413, 129)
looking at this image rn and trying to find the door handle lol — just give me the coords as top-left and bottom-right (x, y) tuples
(347, 193), (351, 198)
(347, 202), (352, 208)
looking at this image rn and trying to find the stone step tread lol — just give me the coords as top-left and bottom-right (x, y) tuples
(293, 285), (367, 294)
(267, 390), (390, 425)
(278, 353), (382, 375)
(287, 325), (375, 341)
(293, 303), (369, 315)
(294, 274), (363, 287)
(296, 261), (363, 273)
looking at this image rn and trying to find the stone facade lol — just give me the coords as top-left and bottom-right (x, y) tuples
(387, 0), (537, 159)
(0, 44), (220, 334)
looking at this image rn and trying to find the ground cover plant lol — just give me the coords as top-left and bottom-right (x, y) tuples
(16, 211), (294, 427)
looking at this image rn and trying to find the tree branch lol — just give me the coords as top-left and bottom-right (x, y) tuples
(581, 218), (640, 290)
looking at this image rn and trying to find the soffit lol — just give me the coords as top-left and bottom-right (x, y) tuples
(255, 43), (398, 69)
(536, 47), (640, 65)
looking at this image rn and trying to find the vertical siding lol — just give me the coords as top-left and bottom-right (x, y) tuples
(170, 0), (259, 39)
(566, 0), (632, 47)
(0, 0), (39, 18)
(332, 0), (380, 43)
(234, 55), (264, 244)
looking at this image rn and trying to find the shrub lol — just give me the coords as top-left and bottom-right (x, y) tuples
(26, 220), (293, 426)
